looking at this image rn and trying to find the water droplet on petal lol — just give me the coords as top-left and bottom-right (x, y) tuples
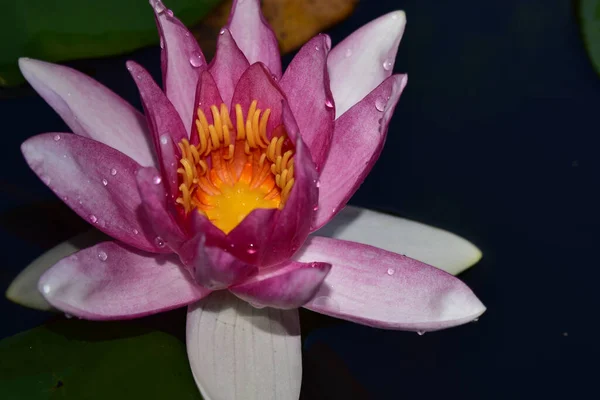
(189, 52), (203, 68)
(42, 284), (51, 294)
(155, 236), (165, 248)
(383, 59), (393, 71)
(53, 134), (61, 141)
(133, 229), (139, 235)
(159, 38), (164, 49)
(102, 179), (108, 186)
(153, 175), (162, 185)
(313, 205), (319, 211)
(316, 180), (321, 188)
(166, 9), (173, 17)
(417, 330), (426, 336)
(152, 0), (166, 14)
(89, 214), (98, 223)
(247, 243), (256, 254)
(110, 168), (118, 176)
(375, 98), (386, 112)
(219, 28), (226, 35)
(345, 48), (352, 58)
(98, 251), (108, 261)
(387, 268), (395, 276)
(325, 99), (334, 109)
(160, 134), (169, 145)
(315, 45), (320, 51)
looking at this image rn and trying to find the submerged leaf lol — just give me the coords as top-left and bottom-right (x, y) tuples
(0, 319), (202, 399)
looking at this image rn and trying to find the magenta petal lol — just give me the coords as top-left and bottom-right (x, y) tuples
(18, 58), (155, 167)
(328, 11), (406, 117)
(136, 167), (187, 252)
(230, 261), (331, 309)
(209, 29), (250, 108)
(39, 241), (209, 320)
(312, 74), (407, 231)
(297, 237), (486, 331)
(127, 61), (187, 198)
(227, 0), (282, 78)
(179, 234), (257, 290)
(280, 35), (335, 170)
(151, 1), (206, 133)
(22, 133), (166, 253)
(230, 63), (285, 136)
(190, 70), (224, 147)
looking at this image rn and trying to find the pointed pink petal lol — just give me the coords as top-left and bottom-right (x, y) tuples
(151, 1), (206, 133)
(22, 133), (167, 253)
(189, 70), (225, 147)
(179, 234), (257, 290)
(230, 261), (331, 309)
(187, 292), (301, 400)
(18, 58), (155, 167)
(230, 63), (285, 135)
(136, 167), (187, 252)
(313, 74), (407, 231)
(39, 241), (210, 320)
(280, 35), (335, 170)
(127, 61), (187, 198)
(209, 29), (250, 108)
(226, 0), (282, 78)
(296, 237), (486, 331)
(328, 11), (406, 117)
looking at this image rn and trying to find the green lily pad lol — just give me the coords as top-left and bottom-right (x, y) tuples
(0, 0), (222, 87)
(0, 319), (202, 399)
(579, 0), (600, 76)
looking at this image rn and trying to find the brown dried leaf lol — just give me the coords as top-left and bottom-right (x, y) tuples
(192, 0), (358, 58)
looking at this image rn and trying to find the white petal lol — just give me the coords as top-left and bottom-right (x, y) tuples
(314, 206), (482, 276)
(5, 230), (105, 310)
(186, 291), (302, 400)
(328, 11), (406, 118)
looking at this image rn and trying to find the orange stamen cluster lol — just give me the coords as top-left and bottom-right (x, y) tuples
(175, 101), (295, 234)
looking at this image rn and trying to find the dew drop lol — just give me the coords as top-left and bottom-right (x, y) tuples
(375, 98), (386, 112)
(383, 59), (393, 71)
(247, 244), (256, 254)
(102, 178), (108, 186)
(53, 134), (61, 141)
(160, 134), (169, 145)
(153, 175), (162, 185)
(386, 268), (395, 276)
(110, 168), (117, 176)
(313, 205), (319, 211)
(417, 330), (426, 336)
(159, 38), (164, 49)
(316, 180), (321, 188)
(155, 236), (165, 248)
(98, 251), (108, 261)
(345, 48), (352, 58)
(315, 45), (320, 51)
(166, 9), (174, 17)
(42, 284), (51, 294)
(189, 52), (203, 68)
(89, 214), (98, 223)
(219, 28), (226, 35)
(133, 229), (139, 235)
(152, 0), (166, 14)
(325, 98), (334, 109)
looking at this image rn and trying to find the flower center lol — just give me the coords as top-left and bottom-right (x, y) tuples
(176, 100), (295, 234)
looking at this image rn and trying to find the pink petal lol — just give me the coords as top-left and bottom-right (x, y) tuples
(18, 58), (155, 167)
(280, 35), (335, 170)
(136, 167), (187, 252)
(127, 61), (187, 198)
(39, 241), (210, 320)
(230, 260), (331, 309)
(151, 0), (206, 133)
(189, 70), (225, 147)
(296, 237), (486, 331)
(328, 11), (406, 117)
(226, 0), (282, 78)
(187, 292), (301, 400)
(22, 133), (167, 253)
(312, 74), (407, 231)
(179, 234), (257, 290)
(230, 63), (285, 136)
(209, 29), (250, 108)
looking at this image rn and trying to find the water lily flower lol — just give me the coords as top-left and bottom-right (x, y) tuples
(17, 0), (485, 398)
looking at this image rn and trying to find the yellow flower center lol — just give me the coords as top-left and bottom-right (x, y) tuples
(176, 100), (295, 234)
